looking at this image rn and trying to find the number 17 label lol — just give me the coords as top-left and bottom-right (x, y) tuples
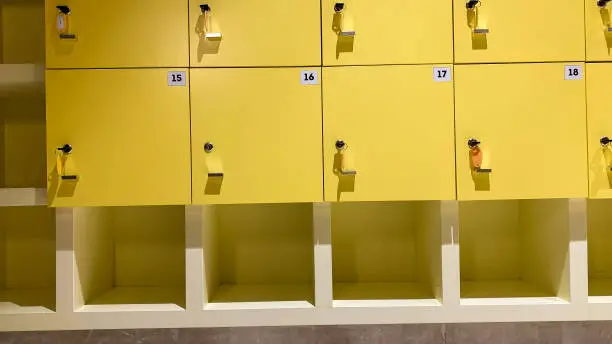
(433, 67), (452, 82)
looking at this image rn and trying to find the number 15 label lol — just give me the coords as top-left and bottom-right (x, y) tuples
(565, 65), (583, 80)
(168, 71), (187, 86)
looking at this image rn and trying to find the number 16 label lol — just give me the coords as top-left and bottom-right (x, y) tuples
(300, 70), (319, 85)
(433, 67), (452, 82)
(565, 65), (583, 80)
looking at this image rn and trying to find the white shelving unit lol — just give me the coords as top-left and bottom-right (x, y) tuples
(0, 198), (597, 331)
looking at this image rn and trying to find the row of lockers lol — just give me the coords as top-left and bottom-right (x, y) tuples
(45, 62), (612, 207)
(46, 0), (612, 68)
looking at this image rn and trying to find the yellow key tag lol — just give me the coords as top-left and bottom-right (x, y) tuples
(206, 155), (223, 177)
(62, 155), (78, 179)
(57, 13), (67, 33)
(56, 154), (65, 176)
(341, 150), (357, 175)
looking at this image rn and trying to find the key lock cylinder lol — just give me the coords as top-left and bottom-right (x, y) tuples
(335, 139), (357, 176)
(199, 4), (222, 39)
(204, 142), (224, 178)
(466, 0), (489, 35)
(333, 2), (356, 37)
(56, 5), (76, 39)
(598, 0), (612, 32)
(56, 144), (78, 180)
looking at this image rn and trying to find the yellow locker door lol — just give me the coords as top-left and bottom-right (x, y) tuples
(188, 1), (321, 67)
(587, 63), (612, 198)
(587, 0), (612, 61)
(323, 65), (456, 202)
(453, 0), (585, 63)
(46, 0), (188, 68)
(321, 0), (453, 66)
(455, 63), (587, 200)
(191, 68), (323, 204)
(46, 69), (191, 207)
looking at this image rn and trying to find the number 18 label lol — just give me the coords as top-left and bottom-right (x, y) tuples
(565, 65), (583, 80)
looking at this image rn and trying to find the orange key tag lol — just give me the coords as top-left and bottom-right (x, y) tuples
(470, 147), (483, 170)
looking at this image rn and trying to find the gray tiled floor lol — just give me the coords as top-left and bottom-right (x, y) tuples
(0, 323), (611, 344)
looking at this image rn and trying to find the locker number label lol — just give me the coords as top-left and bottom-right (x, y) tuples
(565, 65), (583, 80)
(433, 67), (452, 82)
(301, 70), (319, 85)
(168, 71), (187, 86)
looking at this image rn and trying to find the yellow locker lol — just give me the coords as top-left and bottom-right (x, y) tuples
(323, 65), (456, 202)
(321, 0), (453, 66)
(46, 0), (188, 68)
(586, 63), (612, 198)
(453, 0), (585, 63)
(455, 63), (587, 201)
(188, 1), (321, 67)
(190, 68), (323, 204)
(586, 0), (612, 61)
(46, 69), (191, 207)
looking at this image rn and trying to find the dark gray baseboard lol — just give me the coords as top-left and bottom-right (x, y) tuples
(0, 322), (610, 344)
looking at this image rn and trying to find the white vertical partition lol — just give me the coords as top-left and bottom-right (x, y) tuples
(55, 207), (74, 314)
(314, 202), (333, 308)
(185, 205), (205, 312)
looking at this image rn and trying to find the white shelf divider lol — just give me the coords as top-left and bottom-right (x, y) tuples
(185, 205), (205, 313)
(0, 64), (45, 96)
(0, 188), (47, 207)
(55, 207), (75, 314)
(569, 198), (588, 305)
(441, 200), (461, 307)
(313, 202), (333, 309)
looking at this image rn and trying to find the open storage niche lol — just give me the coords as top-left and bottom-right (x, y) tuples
(331, 201), (442, 307)
(0, 0), (46, 189)
(0, 206), (55, 313)
(587, 199), (612, 301)
(203, 203), (315, 309)
(74, 206), (186, 311)
(459, 199), (571, 305)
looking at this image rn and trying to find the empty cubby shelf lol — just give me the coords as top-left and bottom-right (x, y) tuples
(459, 199), (571, 306)
(588, 199), (612, 302)
(331, 201), (443, 307)
(74, 206), (186, 312)
(202, 203), (315, 310)
(0, 206), (55, 314)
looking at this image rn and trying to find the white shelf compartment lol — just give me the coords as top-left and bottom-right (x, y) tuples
(0, 64), (44, 97)
(331, 201), (442, 308)
(587, 199), (612, 303)
(459, 199), (571, 306)
(74, 206), (186, 312)
(203, 203), (315, 310)
(0, 206), (55, 314)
